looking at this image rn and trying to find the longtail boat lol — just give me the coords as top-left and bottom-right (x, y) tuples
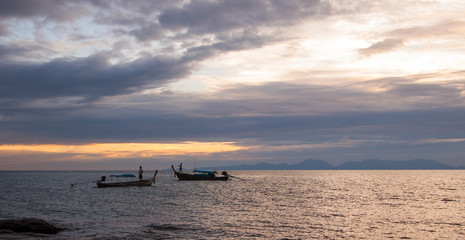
(96, 170), (158, 188)
(171, 165), (229, 181)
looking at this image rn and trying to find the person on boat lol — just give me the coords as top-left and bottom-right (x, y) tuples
(178, 163), (183, 172)
(138, 166), (143, 180)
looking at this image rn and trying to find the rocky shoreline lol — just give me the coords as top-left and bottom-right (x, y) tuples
(0, 218), (64, 234)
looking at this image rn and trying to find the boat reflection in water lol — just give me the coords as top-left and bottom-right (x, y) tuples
(96, 170), (158, 188)
(171, 165), (229, 181)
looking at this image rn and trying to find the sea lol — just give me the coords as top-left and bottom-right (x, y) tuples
(0, 170), (464, 239)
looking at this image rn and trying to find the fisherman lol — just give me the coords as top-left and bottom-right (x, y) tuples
(138, 166), (143, 180)
(179, 163), (183, 172)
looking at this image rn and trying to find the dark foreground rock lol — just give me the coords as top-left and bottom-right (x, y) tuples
(0, 218), (63, 234)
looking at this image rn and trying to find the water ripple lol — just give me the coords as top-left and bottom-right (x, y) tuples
(0, 170), (464, 239)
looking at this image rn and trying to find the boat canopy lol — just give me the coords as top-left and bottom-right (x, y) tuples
(193, 169), (216, 174)
(109, 174), (136, 178)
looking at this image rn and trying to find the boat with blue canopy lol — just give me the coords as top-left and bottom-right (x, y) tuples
(96, 170), (158, 188)
(109, 174), (136, 178)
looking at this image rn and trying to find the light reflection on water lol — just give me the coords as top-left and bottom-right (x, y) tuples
(0, 170), (464, 239)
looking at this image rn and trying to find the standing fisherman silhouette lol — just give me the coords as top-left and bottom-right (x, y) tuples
(138, 166), (143, 180)
(178, 163), (183, 172)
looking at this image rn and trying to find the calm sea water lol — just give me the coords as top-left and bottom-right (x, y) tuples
(0, 170), (464, 239)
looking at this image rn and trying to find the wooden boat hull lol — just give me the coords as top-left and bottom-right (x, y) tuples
(96, 170), (158, 188)
(174, 172), (229, 181)
(171, 165), (229, 181)
(96, 178), (153, 188)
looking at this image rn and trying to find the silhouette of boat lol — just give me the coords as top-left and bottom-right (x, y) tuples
(96, 170), (158, 188)
(171, 165), (229, 181)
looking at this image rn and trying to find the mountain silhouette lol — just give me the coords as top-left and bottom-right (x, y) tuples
(336, 159), (453, 170)
(206, 159), (462, 170)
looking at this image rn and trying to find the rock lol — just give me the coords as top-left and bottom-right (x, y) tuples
(0, 218), (63, 234)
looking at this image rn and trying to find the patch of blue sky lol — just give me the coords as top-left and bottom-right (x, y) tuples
(3, 19), (36, 42)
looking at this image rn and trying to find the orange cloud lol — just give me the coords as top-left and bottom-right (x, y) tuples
(0, 142), (247, 159)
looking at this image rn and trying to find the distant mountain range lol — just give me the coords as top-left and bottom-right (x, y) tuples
(203, 159), (465, 170)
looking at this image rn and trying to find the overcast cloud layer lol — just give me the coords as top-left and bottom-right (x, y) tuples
(1, 0), (464, 169)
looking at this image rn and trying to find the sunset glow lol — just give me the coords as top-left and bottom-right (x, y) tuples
(0, 142), (247, 159)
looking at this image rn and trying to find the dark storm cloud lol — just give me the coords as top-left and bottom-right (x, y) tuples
(121, 0), (327, 44)
(158, 0), (322, 34)
(0, 29), (275, 109)
(92, 2), (176, 42)
(3, 104), (464, 146)
(352, 77), (465, 109)
(182, 29), (281, 63)
(130, 22), (165, 42)
(0, 53), (192, 101)
(0, 22), (7, 36)
(0, 0), (91, 21)
(191, 78), (465, 117)
(0, 43), (56, 61)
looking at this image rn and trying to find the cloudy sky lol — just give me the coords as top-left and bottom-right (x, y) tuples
(1, 0), (464, 170)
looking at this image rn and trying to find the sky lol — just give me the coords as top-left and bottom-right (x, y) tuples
(1, 0), (465, 170)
